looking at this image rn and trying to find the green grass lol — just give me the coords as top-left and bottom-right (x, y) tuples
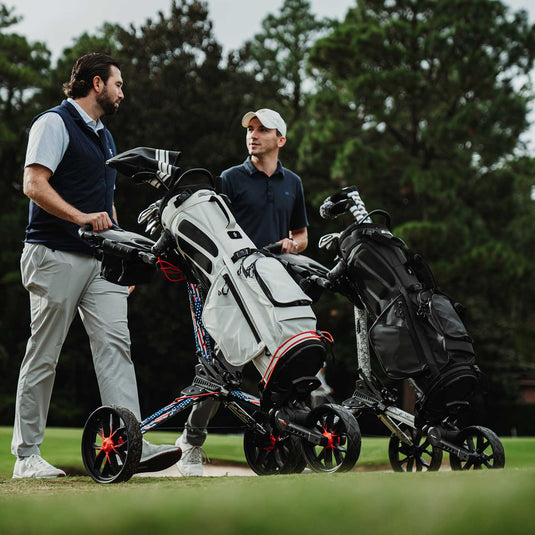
(1, 427), (535, 534)
(1, 469), (534, 534)
(2, 427), (534, 477)
(0, 426), (392, 477)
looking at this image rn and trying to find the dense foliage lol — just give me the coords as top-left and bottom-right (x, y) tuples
(0, 0), (534, 433)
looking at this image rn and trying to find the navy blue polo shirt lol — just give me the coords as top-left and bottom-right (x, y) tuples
(220, 157), (308, 248)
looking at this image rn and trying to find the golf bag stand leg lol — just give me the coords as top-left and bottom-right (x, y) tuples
(355, 306), (371, 379)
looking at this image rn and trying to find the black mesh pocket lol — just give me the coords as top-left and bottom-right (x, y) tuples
(369, 294), (427, 379)
(427, 293), (474, 355)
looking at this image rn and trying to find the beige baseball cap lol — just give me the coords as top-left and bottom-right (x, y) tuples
(241, 108), (287, 137)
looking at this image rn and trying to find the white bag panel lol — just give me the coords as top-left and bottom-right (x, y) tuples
(162, 190), (226, 229)
(231, 256), (289, 354)
(275, 308), (318, 350)
(203, 260), (318, 366)
(202, 272), (266, 366)
(242, 255), (312, 306)
(161, 191), (256, 283)
(162, 191), (255, 259)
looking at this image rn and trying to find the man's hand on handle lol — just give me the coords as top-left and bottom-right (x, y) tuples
(79, 212), (114, 233)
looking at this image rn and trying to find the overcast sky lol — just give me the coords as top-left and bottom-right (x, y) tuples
(7, 0), (535, 149)
(8, 0), (534, 59)
(9, 0), (356, 58)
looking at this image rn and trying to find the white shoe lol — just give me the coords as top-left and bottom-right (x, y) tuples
(13, 455), (66, 479)
(137, 439), (182, 473)
(175, 435), (204, 477)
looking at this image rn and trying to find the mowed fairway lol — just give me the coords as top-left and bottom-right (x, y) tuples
(1, 428), (534, 535)
(1, 469), (534, 535)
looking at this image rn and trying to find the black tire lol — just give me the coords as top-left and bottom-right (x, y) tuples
(243, 427), (305, 475)
(288, 455), (308, 474)
(301, 403), (361, 473)
(81, 405), (142, 483)
(449, 425), (505, 470)
(388, 425), (443, 472)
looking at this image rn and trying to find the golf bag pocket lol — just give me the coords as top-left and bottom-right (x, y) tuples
(242, 255), (313, 307)
(369, 294), (426, 379)
(240, 255), (317, 352)
(202, 271), (266, 366)
(427, 293), (473, 350)
(202, 255), (316, 368)
(422, 292), (475, 365)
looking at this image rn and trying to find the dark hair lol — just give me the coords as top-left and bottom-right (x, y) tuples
(62, 53), (120, 98)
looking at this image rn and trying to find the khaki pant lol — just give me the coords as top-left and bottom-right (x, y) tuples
(12, 243), (140, 457)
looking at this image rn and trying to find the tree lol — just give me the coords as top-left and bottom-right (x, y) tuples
(304, 0), (534, 210)
(0, 4), (52, 422)
(0, 3), (50, 240)
(301, 0), (535, 413)
(238, 0), (334, 122)
(103, 1), (266, 176)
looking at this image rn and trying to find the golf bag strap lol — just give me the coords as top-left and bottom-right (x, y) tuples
(358, 226), (405, 250)
(231, 248), (258, 263)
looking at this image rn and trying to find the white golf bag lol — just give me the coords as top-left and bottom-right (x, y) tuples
(159, 182), (326, 394)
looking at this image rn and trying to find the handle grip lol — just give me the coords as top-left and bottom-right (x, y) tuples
(262, 242), (283, 254)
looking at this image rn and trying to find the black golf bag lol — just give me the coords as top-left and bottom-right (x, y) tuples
(332, 201), (479, 422)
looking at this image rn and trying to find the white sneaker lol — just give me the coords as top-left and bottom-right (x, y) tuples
(13, 455), (66, 479)
(137, 439), (182, 473)
(175, 435), (204, 477)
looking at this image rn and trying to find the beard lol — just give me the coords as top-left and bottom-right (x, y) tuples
(97, 86), (119, 116)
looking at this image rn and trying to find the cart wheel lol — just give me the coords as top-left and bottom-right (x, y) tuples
(289, 455), (308, 474)
(449, 425), (505, 470)
(301, 403), (361, 473)
(388, 424), (443, 472)
(81, 405), (142, 483)
(243, 427), (305, 475)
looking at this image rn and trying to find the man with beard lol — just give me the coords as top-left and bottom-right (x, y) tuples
(11, 53), (180, 478)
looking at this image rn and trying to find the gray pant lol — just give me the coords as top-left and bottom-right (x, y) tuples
(183, 399), (221, 446)
(183, 360), (243, 447)
(12, 243), (141, 458)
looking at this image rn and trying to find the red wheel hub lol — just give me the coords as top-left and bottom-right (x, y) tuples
(101, 436), (115, 453)
(322, 427), (340, 449)
(97, 427), (120, 462)
(263, 434), (278, 451)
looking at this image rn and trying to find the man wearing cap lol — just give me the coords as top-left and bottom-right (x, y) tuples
(175, 108), (309, 476)
(221, 108), (308, 253)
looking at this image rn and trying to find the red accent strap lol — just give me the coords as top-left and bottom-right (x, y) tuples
(173, 392), (218, 403)
(261, 331), (323, 387)
(157, 258), (186, 282)
(321, 331), (334, 344)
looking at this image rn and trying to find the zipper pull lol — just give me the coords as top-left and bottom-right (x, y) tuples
(416, 290), (430, 318)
